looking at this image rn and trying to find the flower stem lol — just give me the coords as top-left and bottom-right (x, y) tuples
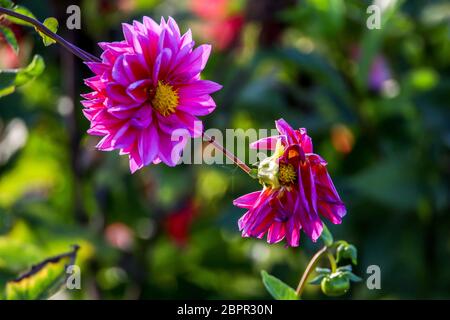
(327, 251), (337, 273)
(0, 7), (100, 62)
(295, 245), (327, 298)
(203, 132), (252, 175)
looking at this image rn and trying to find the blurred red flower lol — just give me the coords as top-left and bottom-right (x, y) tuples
(164, 199), (199, 247)
(190, 0), (244, 51)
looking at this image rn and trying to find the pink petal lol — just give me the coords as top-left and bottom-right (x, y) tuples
(233, 191), (261, 209)
(177, 95), (216, 116)
(138, 125), (158, 166)
(249, 135), (281, 150)
(178, 80), (222, 98)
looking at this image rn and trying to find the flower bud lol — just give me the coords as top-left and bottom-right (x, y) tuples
(336, 243), (358, 265)
(257, 141), (285, 188)
(320, 273), (350, 297)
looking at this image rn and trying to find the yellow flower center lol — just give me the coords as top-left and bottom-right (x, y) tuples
(278, 163), (297, 185)
(151, 81), (179, 116)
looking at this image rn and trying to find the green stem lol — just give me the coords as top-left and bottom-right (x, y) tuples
(0, 7), (100, 62)
(327, 251), (337, 273)
(295, 245), (327, 298)
(203, 132), (252, 175)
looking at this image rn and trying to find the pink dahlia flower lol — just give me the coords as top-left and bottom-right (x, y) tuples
(233, 119), (346, 247)
(82, 17), (222, 172)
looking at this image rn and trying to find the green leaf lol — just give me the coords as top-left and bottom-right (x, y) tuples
(336, 265), (353, 272)
(14, 54), (45, 86)
(5, 5), (36, 27)
(343, 271), (362, 283)
(0, 25), (18, 53)
(0, 85), (15, 97)
(315, 267), (331, 274)
(336, 243), (358, 265)
(0, 238), (43, 272)
(309, 274), (326, 285)
(0, 71), (17, 98)
(261, 270), (298, 300)
(37, 17), (58, 46)
(0, 0), (14, 8)
(5, 245), (79, 300)
(0, 55), (45, 98)
(320, 224), (333, 246)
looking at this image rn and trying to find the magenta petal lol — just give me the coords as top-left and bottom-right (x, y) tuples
(112, 55), (132, 86)
(126, 79), (151, 103)
(122, 23), (137, 47)
(138, 125), (158, 166)
(177, 95), (216, 116)
(153, 48), (172, 85)
(275, 118), (299, 145)
(314, 164), (347, 224)
(249, 135), (281, 150)
(156, 132), (185, 167)
(122, 54), (149, 81)
(85, 62), (108, 75)
(267, 221), (286, 244)
(295, 163), (323, 242)
(129, 103), (152, 128)
(175, 111), (203, 138)
(143, 16), (161, 34)
(174, 44), (211, 77)
(129, 144), (143, 174)
(233, 191), (261, 209)
(298, 128), (313, 153)
(285, 218), (301, 247)
(106, 83), (140, 106)
(178, 80), (222, 97)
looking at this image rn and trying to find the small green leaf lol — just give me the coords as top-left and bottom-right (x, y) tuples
(336, 265), (352, 272)
(261, 270), (298, 300)
(14, 54), (45, 86)
(5, 245), (79, 300)
(5, 5), (36, 27)
(320, 224), (334, 246)
(0, 70), (17, 98)
(336, 243), (358, 265)
(315, 267), (331, 274)
(37, 17), (58, 46)
(0, 85), (15, 97)
(0, 0), (14, 8)
(0, 55), (45, 98)
(343, 271), (362, 282)
(0, 25), (19, 54)
(309, 274), (326, 285)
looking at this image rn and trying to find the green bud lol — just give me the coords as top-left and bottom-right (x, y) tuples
(320, 273), (350, 297)
(336, 243), (358, 265)
(320, 224), (334, 246)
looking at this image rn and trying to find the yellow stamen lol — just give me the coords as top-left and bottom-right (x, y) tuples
(279, 163), (297, 185)
(151, 81), (179, 116)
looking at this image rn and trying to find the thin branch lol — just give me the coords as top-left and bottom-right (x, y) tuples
(295, 245), (328, 298)
(0, 7), (100, 62)
(203, 132), (252, 175)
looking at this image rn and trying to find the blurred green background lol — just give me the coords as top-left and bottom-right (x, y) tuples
(0, 0), (449, 299)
